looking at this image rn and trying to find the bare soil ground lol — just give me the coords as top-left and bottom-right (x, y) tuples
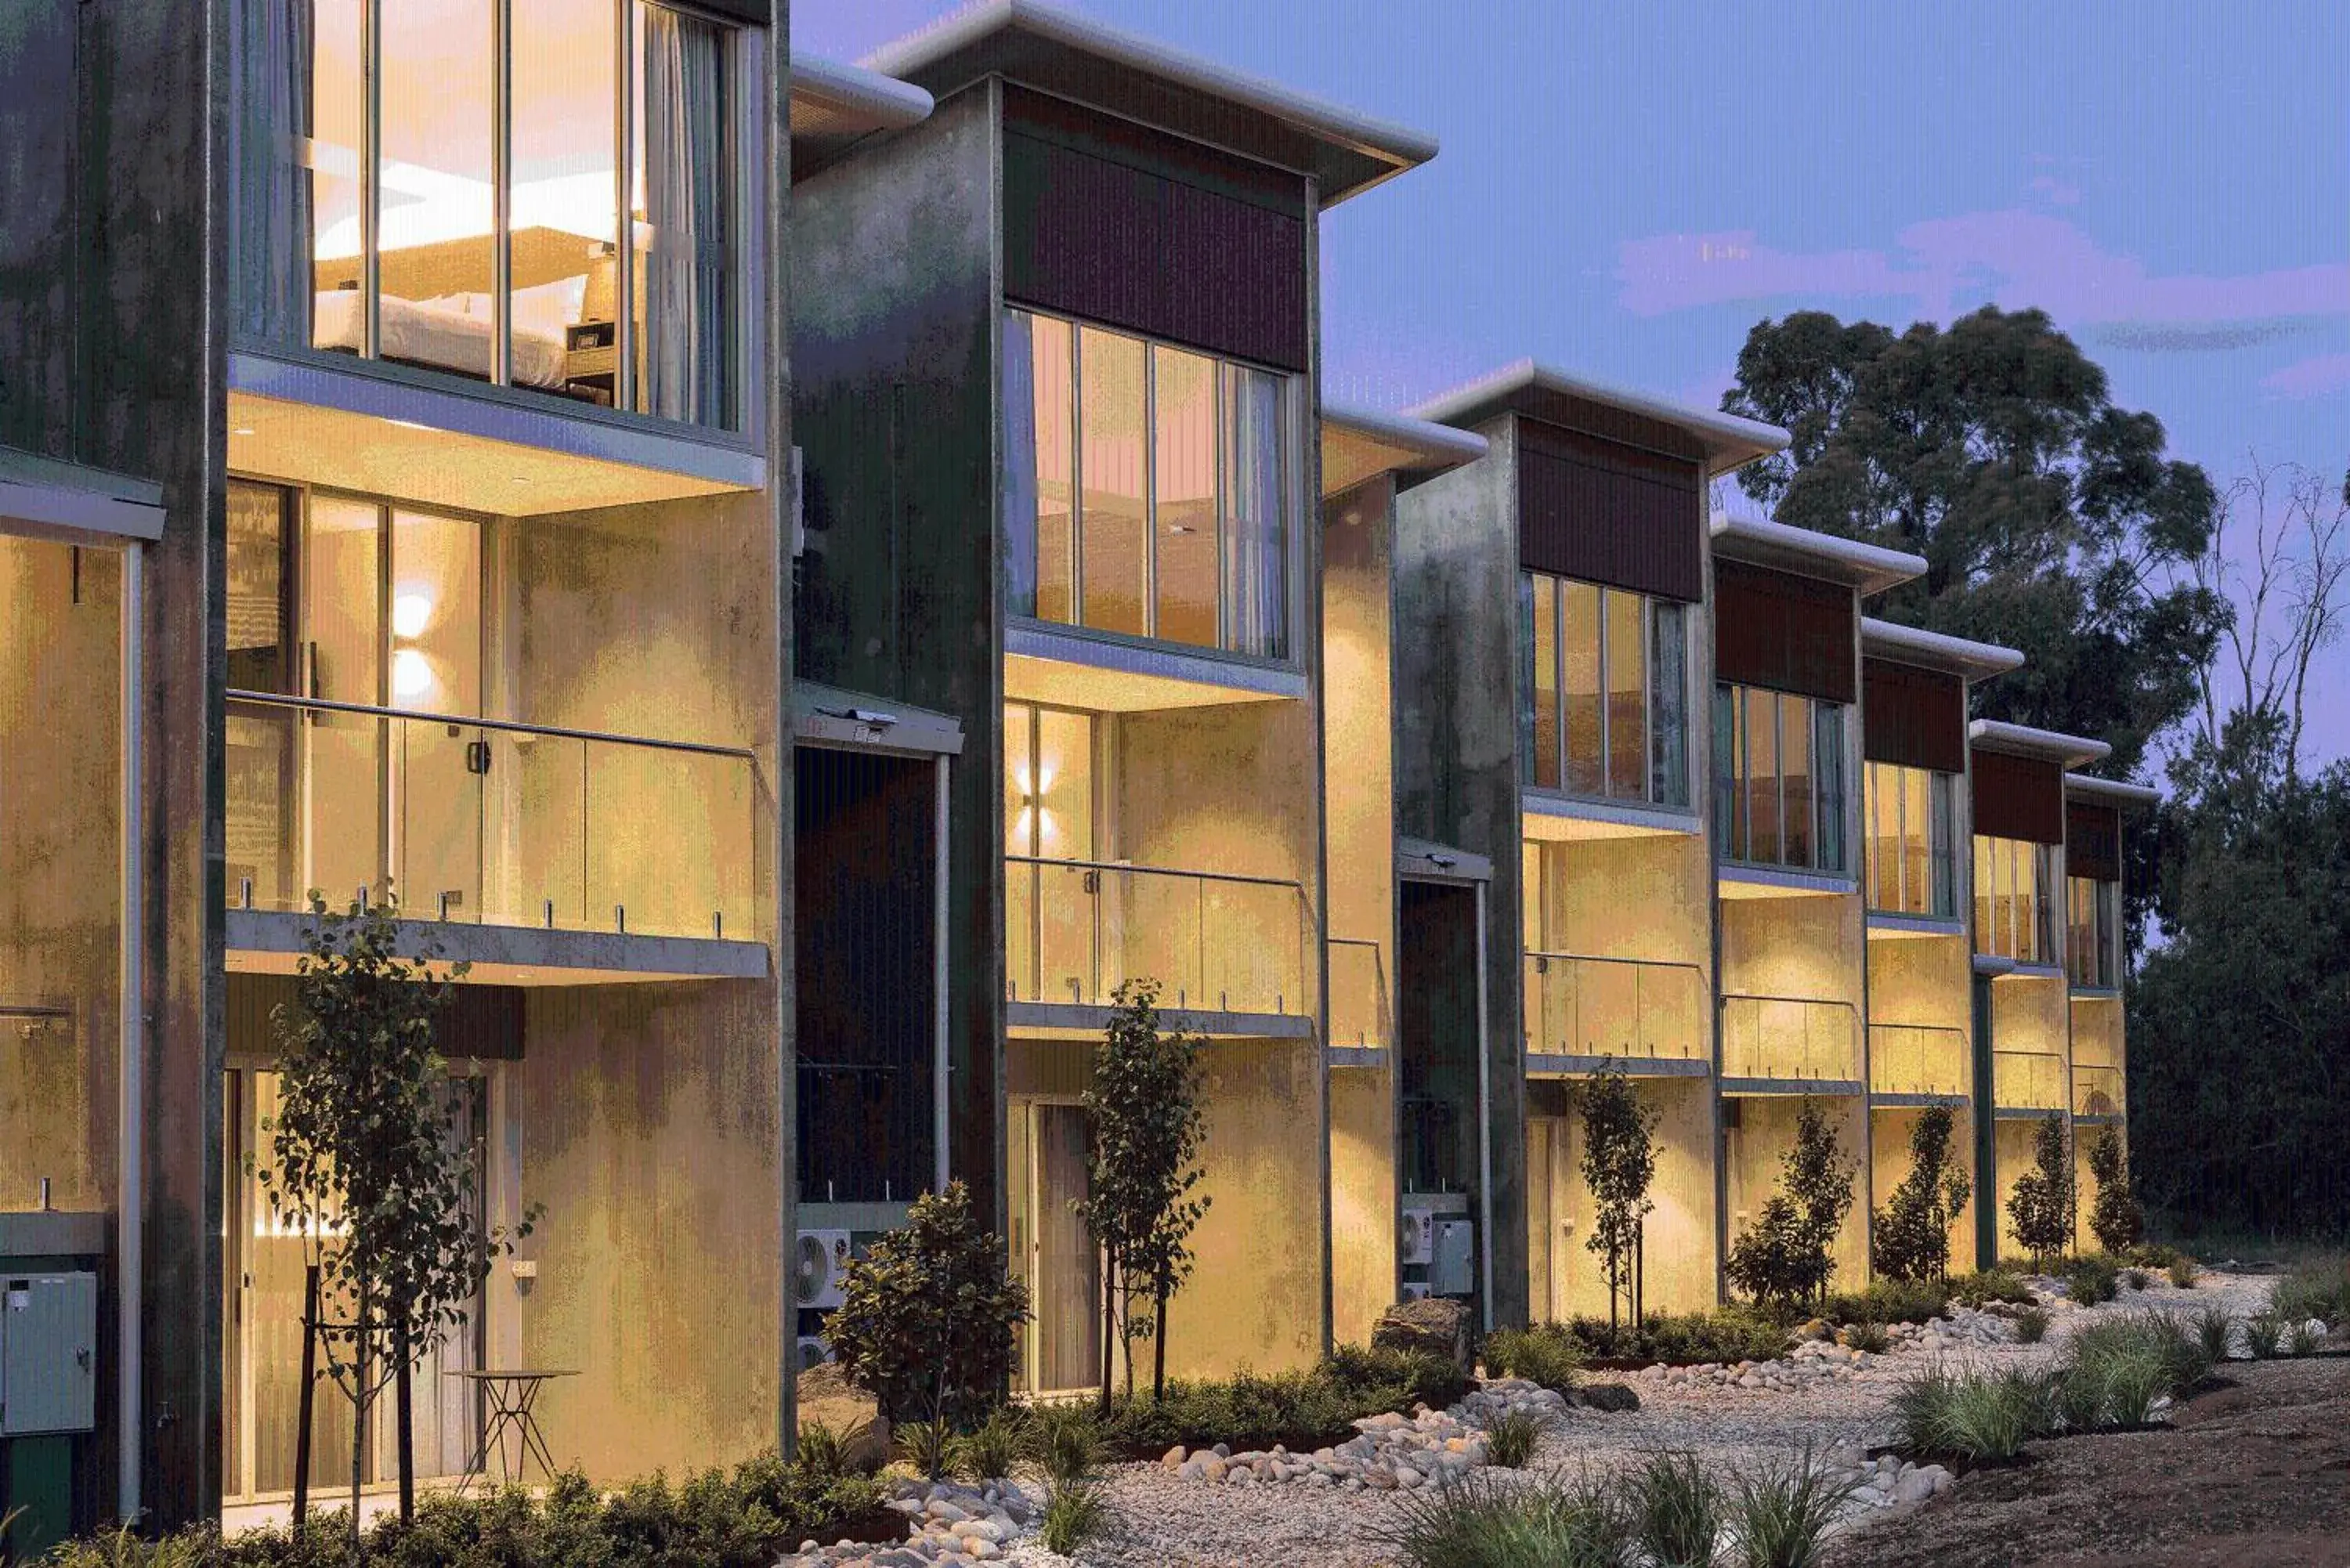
(1828, 1356), (2350, 1568)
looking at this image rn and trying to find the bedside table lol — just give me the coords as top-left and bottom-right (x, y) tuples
(565, 321), (616, 403)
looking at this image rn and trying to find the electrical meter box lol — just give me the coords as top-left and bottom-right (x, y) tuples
(0, 1273), (99, 1436)
(1429, 1218), (1477, 1298)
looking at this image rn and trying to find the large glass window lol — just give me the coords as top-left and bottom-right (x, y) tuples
(2066, 875), (2120, 988)
(1712, 682), (1850, 873)
(1973, 835), (2062, 963)
(1864, 761), (1958, 916)
(1003, 307), (1293, 659)
(1519, 572), (1688, 807)
(232, 0), (748, 430)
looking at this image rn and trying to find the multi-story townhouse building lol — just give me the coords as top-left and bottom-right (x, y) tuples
(0, 0), (825, 1537)
(2061, 772), (2153, 1242)
(788, 0), (1438, 1392)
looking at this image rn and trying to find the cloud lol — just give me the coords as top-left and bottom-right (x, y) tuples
(2026, 175), (2083, 208)
(2260, 352), (2350, 399)
(1615, 211), (2350, 349)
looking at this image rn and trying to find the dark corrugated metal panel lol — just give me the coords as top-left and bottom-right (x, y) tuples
(1862, 656), (1966, 773)
(1713, 558), (1856, 703)
(1002, 93), (1309, 370)
(1972, 747), (2065, 844)
(2067, 800), (2123, 880)
(795, 746), (937, 1202)
(1517, 418), (1704, 602)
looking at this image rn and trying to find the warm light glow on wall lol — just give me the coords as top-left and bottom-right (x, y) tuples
(391, 647), (434, 699)
(392, 591), (435, 639)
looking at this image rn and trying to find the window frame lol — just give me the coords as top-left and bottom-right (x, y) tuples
(1864, 760), (1958, 917)
(1518, 569), (1692, 811)
(1712, 680), (1851, 875)
(1003, 305), (1302, 665)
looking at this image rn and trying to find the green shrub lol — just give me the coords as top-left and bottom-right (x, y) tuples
(1323, 1340), (1473, 1411)
(2119, 1267), (2149, 1292)
(2126, 1242), (2186, 1270)
(794, 1418), (848, 1479)
(1631, 1449), (1723, 1568)
(1821, 1277), (1947, 1328)
(1559, 1308), (1788, 1366)
(1379, 1468), (1630, 1568)
(2271, 1255), (2350, 1328)
(2193, 1303), (2234, 1364)
(895, 1418), (952, 1479)
(2085, 1126), (2146, 1255)
(1039, 1479), (1110, 1557)
(1871, 1104), (1973, 1284)
(2284, 1317), (2326, 1357)
(1730, 1447), (1860, 1568)
(826, 1183), (1028, 1447)
(1842, 1319), (1892, 1354)
(1947, 1269), (2034, 1309)
(1483, 1407), (1547, 1469)
(1483, 1324), (1585, 1392)
(2062, 1253), (2120, 1306)
(2244, 1310), (2286, 1359)
(951, 1409), (1023, 1481)
(2006, 1115), (2075, 1270)
(1892, 1365), (2050, 1461)
(2012, 1306), (2051, 1345)
(1727, 1104), (1858, 1312)
(1094, 1353), (1446, 1459)
(1026, 1402), (1102, 1486)
(2169, 1257), (2202, 1288)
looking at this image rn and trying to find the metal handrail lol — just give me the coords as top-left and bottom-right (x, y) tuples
(1328, 936), (1390, 1049)
(1719, 992), (1863, 1080)
(1524, 950), (1708, 1060)
(1990, 1047), (2070, 1109)
(1867, 1021), (1971, 1095)
(1003, 853), (1304, 893)
(226, 688), (756, 761)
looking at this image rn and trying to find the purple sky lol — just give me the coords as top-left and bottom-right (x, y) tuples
(797, 2), (2350, 771)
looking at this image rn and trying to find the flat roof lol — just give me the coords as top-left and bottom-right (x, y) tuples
(2066, 773), (2161, 809)
(1320, 403), (1488, 496)
(1969, 718), (2111, 768)
(1710, 513), (1925, 595)
(1860, 616), (2026, 682)
(861, 0), (1437, 208)
(790, 53), (935, 171)
(1406, 360), (1788, 473)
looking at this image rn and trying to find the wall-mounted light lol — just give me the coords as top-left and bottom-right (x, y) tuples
(391, 647), (433, 699)
(392, 591), (434, 639)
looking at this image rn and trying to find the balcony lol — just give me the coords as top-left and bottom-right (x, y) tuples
(2073, 1064), (2125, 1119)
(1719, 994), (1862, 1090)
(1868, 1023), (1970, 1101)
(225, 693), (757, 977)
(1992, 1049), (2069, 1113)
(1523, 952), (1708, 1075)
(1328, 937), (1391, 1062)
(1004, 856), (1311, 1034)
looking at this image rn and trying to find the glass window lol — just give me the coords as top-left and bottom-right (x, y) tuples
(1864, 761), (1958, 913)
(1650, 602), (1688, 807)
(1152, 345), (1219, 646)
(1003, 307), (1293, 659)
(1745, 688), (1781, 865)
(1560, 580), (1602, 793)
(1518, 573), (1687, 807)
(1713, 681), (1849, 873)
(1524, 574), (1560, 789)
(1715, 684), (1742, 852)
(1780, 692), (1813, 868)
(233, 0), (744, 428)
(1607, 589), (1647, 798)
(1813, 701), (1846, 875)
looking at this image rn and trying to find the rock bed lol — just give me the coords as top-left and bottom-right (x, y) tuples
(1633, 1302), (2023, 1393)
(1160, 1378), (1570, 1490)
(783, 1478), (1038, 1568)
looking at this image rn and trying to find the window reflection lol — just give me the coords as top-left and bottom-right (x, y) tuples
(1712, 682), (1850, 874)
(1865, 762), (1958, 916)
(1518, 572), (1687, 807)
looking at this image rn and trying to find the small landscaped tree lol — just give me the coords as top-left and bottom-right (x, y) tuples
(1726, 1099), (1857, 1311)
(2007, 1111), (2077, 1269)
(255, 895), (532, 1552)
(1578, 1065), (1661, 1327)
(826, 1181), (1029, 1473)
(1871, 1104), (1973, 1282)
(1079, 980), (1211, 1406)
(2085, 1124), (2146, 1255)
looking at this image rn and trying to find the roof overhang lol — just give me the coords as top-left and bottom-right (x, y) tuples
(860, 0), (1437, 208)
(2065, 773), (2160, 810)
(794, 681), (964, 757)
(1711, 513), (1925, 595)
(1860, 617), (2026, 682)
(1969, 719), (2110, 768)
(1319, 403), (1488, 497)
(790, 52), (935, 172)
(1406, 361), (1788, 475)
(0, 446), (164, 544)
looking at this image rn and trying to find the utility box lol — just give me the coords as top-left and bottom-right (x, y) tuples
(0, 1273), (99, 1436)
(1429, 1218), (1476, 1298)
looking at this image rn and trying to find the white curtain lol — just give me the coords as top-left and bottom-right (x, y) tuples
(639, 4), (730, 426)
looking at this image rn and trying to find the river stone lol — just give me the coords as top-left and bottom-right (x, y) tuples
(1575, 1382), (1642, 1412)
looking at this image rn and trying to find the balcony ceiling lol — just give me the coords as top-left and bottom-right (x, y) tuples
(228, 388), (745, 516)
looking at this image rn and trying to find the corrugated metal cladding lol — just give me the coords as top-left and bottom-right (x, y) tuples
(227, 972), (523, 1060)
(2067, 800), (2123, 881)
(1971, 747), (2065, 845)
(795, 745), (937, 1203)
(1516, 417), (1705, 602)
(1862, 656), (1967, 773)
(1712, 559), (1857, 703)
(1001, 87), (1310, 371)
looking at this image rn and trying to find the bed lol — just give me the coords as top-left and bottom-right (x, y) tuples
(312, 288), (573, 390)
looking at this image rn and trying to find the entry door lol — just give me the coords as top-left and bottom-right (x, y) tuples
(1014, 1101), (1100, 1393)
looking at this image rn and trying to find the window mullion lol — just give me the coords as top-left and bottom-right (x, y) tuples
(1068, 323), (1083, 627)
(362, 0), (382, 359)
(491, 0), (512, 387)
(1143, 347), (1158, 640)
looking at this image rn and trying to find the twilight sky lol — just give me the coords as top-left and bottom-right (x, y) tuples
(798, 1), (2350, 770)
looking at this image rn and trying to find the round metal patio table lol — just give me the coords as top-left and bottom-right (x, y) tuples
(447, 1367), (578, 1490)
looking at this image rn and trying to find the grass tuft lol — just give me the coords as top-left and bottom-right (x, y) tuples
(1483, 1324), (1585, 1392)
(1630, 1449), (1723, 1568)
(1378, 1467), (1631, 1568)
(1892, 1364), (2050, 1460)
(2012, 1306), (2051, 1345)
(1038, 1478), (1110, 1557)
(2168, 1257), (2202, 1288)
(951, 1410), (1023, 1481)
(1025, 1403), (1101, 1487)
(1842, 1319), (1892, 1354)
(1729, 1447), (1860, 1568)
(1481, 1406), (1547, 1469)
(2193, 1302), (2235, 1364)
(2243, 1310), (2286, 1360)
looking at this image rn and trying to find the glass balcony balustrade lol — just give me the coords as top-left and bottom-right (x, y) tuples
(1327, 937), (1390, 1050)
(1867, 1023), (1971, 1098)
(1992, 1049), (2070, 1112)
(1004, 856), (1309, 1017)
(226, 692), (753, 940)
(1719, 993), (1862, 1083)
(1522, 952), (1707, 1064)
(2073, 1064), (2124, 1118)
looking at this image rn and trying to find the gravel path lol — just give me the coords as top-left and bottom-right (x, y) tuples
(1003, 1270), (2286, 1568)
